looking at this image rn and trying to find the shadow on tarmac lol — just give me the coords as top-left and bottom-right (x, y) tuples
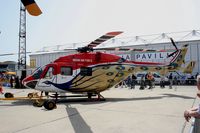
(0, 93), (195, 107)
(0, 93), (195, 133)
(65, 105), (93, 133)
(50, 93), (195, 133)
(0, 100), (33, 108)
(58, 93), (195, 133)
(161, 93), (195, 99)
(55, 93), (195, 106)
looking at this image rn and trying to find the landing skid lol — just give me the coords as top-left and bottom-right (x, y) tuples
(96, 93), (106, 101)
(48, 93), (106, 101)
(49, 93), (96, 99)
(87, 92), (105, 101)
(41, 93), (106, 110)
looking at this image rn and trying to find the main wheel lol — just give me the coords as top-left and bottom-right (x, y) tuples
(43, 100), (56, 110)
(4, 92), (14, 98)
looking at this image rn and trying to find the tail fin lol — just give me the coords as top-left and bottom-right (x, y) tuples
(167, 45), (188, 70)
(182, 61), (196, 74)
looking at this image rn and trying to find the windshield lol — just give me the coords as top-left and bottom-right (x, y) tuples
(32, 66), (46, 79)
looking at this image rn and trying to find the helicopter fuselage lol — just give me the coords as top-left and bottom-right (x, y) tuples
(23, 52), (167, 94)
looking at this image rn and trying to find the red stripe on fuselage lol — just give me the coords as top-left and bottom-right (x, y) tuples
(126, 61), (165, 65)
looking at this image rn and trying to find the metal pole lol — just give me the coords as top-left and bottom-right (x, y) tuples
(197, 43), (199, 73)
(18, 3), (26, 71)
(189, 118), (195, 133)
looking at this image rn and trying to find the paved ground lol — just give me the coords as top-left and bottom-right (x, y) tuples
(0, 85), (199, 133)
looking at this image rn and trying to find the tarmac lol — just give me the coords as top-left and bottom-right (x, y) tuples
(0, 85), (199, 133)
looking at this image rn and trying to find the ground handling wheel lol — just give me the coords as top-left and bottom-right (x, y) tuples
(43, 100), (56, 110)
(33, 99), (44, 107)
(28, 93), (33, 98)
(28, 92), (38, 98)
(4, 92), (14, 98)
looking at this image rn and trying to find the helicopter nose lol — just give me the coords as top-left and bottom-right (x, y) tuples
(22, 76), (38, 89)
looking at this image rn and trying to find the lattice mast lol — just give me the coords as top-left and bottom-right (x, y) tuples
(18, 2), (26, 70)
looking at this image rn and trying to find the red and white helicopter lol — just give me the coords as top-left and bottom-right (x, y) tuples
(1, 0), (190, 110)
(20, 31), (188, 110)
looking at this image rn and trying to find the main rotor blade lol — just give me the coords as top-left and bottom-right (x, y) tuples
(94, 47), (130, 51)
(21, 0), (42, 16)
(0, 53), (16, 56)
(0, 52), (32, 56)
(94, 47), (158, 52)
(88, 31), (123, 48)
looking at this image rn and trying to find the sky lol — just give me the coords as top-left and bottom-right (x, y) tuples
(0, 0), (200, 63)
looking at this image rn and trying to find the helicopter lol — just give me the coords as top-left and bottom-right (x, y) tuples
(20, 31), (189, 110)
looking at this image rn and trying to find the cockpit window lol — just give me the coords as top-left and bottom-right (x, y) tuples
(61, 67), (72, 76)
(32, 66), (45, 79)
(44, 67), (54, 79)
(118, 58), (126, 63)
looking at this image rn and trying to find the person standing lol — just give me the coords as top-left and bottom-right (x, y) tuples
(131, 74), (137, 89)
(10, 76), (14, 88)
(15, 76), (20, 89)
(139, 75), (145, 90)
(160, 76), (165, 88)
(147, 72), (154, 89)
(126, 76), (132, 88)
(0, 79), (4, 94)
(144, 73), (148, 88)
(169, 73), (173, 89)
(184, 75), (200, 122)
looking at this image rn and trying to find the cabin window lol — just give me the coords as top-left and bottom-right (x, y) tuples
(44, 67), (54, 79)
(61, 66), (72, 76)
(80, 67), (92, 76)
